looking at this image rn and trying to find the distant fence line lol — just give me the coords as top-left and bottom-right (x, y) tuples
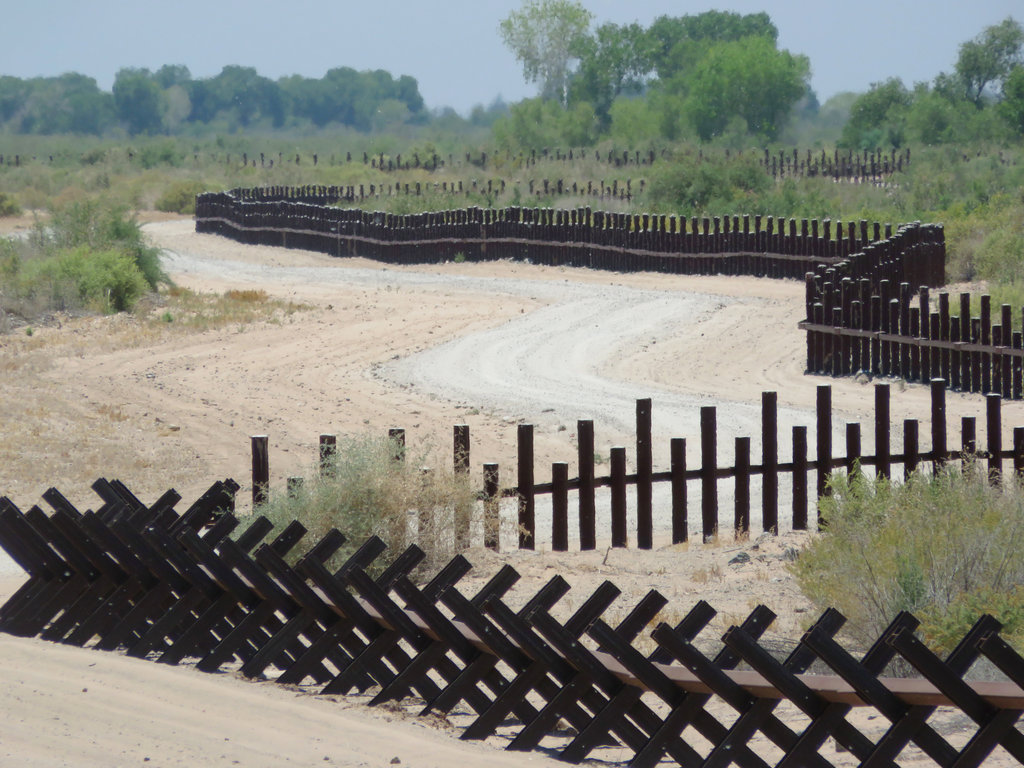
(194, 187), (945, 287)
(763, 146), (910, 181)
(252, 380), (1020, 553)
(1, 145), (911, 184)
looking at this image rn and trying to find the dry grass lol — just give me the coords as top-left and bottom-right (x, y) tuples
(0, 285), (309, 365)
(0, 284), (312, 510)
(150, 285), (307, 332)
(255, 433), (480, 580)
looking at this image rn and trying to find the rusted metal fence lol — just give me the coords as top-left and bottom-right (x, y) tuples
(194, 188), (945, 288)
(1, 480), (1023, 767)
(762, 147), (910, 181)
(250, 381), (1023, 554)
(803, 282), (1024, 400)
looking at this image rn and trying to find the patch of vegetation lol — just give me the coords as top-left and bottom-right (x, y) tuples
(155, 179), (207, 214)
(791, 465), (1024, 655)
(150, 286), (305, 331)
(254, 433), (479, 577)
(647, 149), (770, 216)
(0, 191), (20, 217)
(1, 200), (169, 324)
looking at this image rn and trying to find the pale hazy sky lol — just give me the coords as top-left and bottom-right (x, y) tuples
(2, 0), (1021, 114)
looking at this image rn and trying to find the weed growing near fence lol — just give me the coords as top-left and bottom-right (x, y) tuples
(791, 464), (1024, 655)
(255, 433), (478, 578)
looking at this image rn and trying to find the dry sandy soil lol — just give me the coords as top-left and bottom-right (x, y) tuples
(1, 213), (1021, 765)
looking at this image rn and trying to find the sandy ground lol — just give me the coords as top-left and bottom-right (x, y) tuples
(2, 214), (1022, 765)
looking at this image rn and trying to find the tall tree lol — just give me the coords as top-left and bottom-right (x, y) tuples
(955, 17), (1024, 106)
(1001, 66), (1024, 134)
(570, 22), (652, 127)
(499, 0), (593, 106)
(112, 68), (163, 135)
(684, 36), (809, 141)
(646, 11), (778, 80)
(839, 78), (912, 148)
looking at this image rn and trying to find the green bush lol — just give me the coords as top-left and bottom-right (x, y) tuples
(255, 433), (479, 577)
(56, 246), (149, 312)
(0, 192), (20, 217)
(792, 466), (1024, 654)
(9, 246), (144, 314)
(155, 180), (207, 214)
(45, 200), (169, 290)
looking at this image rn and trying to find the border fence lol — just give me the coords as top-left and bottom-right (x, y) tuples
(2, 145), (910, 186)
(253, 381), (1022, 553)
(194, 187), (945, 288)
(2, 476), (1024, 767)
(803, 281), (1024, 400)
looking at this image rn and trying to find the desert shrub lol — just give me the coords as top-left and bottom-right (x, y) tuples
(0, 192), (20, 217)
(155, 180), (207, 214)
(792, 465), (1024, 655)
(255, 433), (479, 578)
(5, 245), (143, 314)
(44, 200), (168, 290)
(40, 246), (149, 312)
(63, 247), (149, 312)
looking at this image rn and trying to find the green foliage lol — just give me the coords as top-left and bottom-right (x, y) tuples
(607, 98), (662, 145)
(570, 21), (652, 127)
(139, 140), (182, 169)
(955, 17), (1024, 106)
(0, 73), (114, 135)
(56, 246), (150, 312)
(920, 585), (1024, 653)
(8, 245), (147, 314)
(1, 199), (169, 324)
(0, 191), (20, 217)
(646, 11), (778, 80)
(891, 148), (1024, 281)
(276, 67), (424, 131)
(499, 0), (594, 106)
(646, 150), (770, 215)
(683, 37), (809, 141)
(1001, 66), (1024, 134)
(840, 78), (912, 149)
(792, 466), (1024, 654)
(113, 68), (164, 135)
(255, 434), (478, 576)
(155, 180), (206, 214)
(44, 200), (169, 290)
(0, 65), (425, 136)
(492, 97), (598, 149)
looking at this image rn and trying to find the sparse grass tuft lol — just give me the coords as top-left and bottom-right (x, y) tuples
(691, 564), (722, 584)
(146, 286), (306, 332)
(224, 288), (269, 303)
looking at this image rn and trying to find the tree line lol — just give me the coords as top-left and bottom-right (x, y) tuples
(496, 2), (1024, 149)
(0, 65), (426, 136)
(0, 5), (1021, 149)
(839, 17), (1024, 148)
